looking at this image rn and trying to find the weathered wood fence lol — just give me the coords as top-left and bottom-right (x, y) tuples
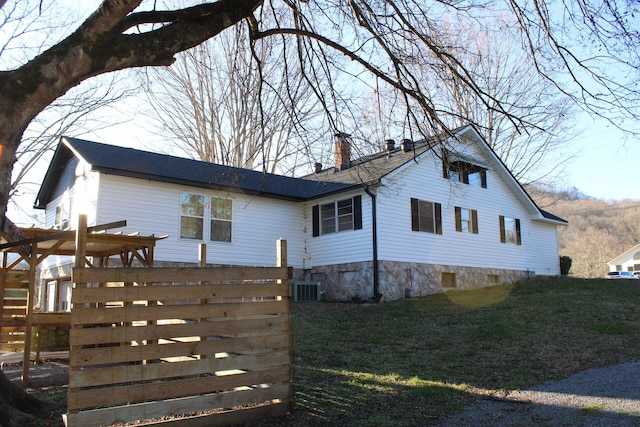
(0, 270), (28, 353)
(64, 239), (293, 427)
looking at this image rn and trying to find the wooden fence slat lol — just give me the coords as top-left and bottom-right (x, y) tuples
(69, 315), (288, 346)
(70, 332), (291, 367)
(71, 283), (290, 304)
(153, 401), (292, 427)
(2, 282), (29, 289)
(73, 266), (290, 284)
(2, 299), (27, 307)
(0, 332), (24, 340)
(0, 328), (23, 334)
(70, 351), (291, 387)
(68, 366), (290, 411)
(64, 384), (290, 427)
(0, 343), (25, 351)
(70, 300), (289, 325)
(32, 313), (71, 324)
(0, 321), (25, 328)
(0, 326), (24, 333)
(1, 308), (27, 316)
(4, 271), (28, 281)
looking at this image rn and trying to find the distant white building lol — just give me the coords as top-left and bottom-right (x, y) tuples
(607, 244), (640, 273)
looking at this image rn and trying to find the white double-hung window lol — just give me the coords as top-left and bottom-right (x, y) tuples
(180, 193), (205, 240)
(312, 195), (363, 237)
(499, 215), (521, 245)
(210, 197), (232, 242)
(180, 193), (232, 242)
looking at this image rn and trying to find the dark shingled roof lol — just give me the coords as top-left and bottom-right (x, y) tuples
(539, 209), (567, 223)
(34, 132), (568, 226)
(35, 137), (358, 208)
(304, 139), (438, 185)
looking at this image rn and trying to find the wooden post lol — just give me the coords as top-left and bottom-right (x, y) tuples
(198, 244), (207, 359)
(75, 215), (87, 269)
(276, 238), (287, 269)
(68, 214), (88, 417)
(0, 252), (6, 334)
(21, 240), (37, 385)
(276, 239), (294, 412)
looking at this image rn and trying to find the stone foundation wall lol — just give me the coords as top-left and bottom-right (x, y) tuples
(301, 261), (374, 301)
(379, 261), (532, 301)
(303, 260), (533, 302)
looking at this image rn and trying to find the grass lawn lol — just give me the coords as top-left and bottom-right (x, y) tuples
(267, 277), (640, 426)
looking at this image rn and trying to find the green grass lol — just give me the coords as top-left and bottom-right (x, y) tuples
(271, 277), (640, 426)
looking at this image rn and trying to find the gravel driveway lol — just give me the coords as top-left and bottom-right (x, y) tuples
(2, 359), (69, 388)
(437, 361), (640, 426)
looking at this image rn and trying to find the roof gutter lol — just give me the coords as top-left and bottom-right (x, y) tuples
(364, 185), (382, 302)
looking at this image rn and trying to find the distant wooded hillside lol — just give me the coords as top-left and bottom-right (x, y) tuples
(528, 186), (640, 278)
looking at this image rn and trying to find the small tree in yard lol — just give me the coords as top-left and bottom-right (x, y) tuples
(560, 256), (572, 276)
(0, 0), (639, 424)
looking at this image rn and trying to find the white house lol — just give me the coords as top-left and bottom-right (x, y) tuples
(34, 125), (567, 302)
(607, 244), (640, 274)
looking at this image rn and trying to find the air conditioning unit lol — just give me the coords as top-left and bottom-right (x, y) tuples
(290, 281), (322, 302)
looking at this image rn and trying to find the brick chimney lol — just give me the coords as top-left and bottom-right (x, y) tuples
(335, 132), (351, 170)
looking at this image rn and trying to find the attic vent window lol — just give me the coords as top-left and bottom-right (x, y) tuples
(54, 206), (69, 230)
(54, 191), (70, 230)
(447, 161), (487, 188)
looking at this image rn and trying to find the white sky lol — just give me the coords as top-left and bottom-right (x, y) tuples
(566, 119), (640, 201)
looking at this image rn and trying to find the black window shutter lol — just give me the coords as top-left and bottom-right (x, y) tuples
(312, 205), (320, 237)
(411, 198), (419, 231)
(353, 195), (362, 230)
(435, 203), (442, 235)
(481, 170), (487, 188)
(515, 218), (521, 245)
(454, 207), (462, 232)
(499, 215), (505, 243)
(471, 209), (479, 234)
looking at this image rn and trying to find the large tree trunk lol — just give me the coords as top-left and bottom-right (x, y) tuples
(0, 368), (50, 427)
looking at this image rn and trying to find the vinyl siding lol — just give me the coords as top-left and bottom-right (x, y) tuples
(40, 165), (100, 270)
(302, 138), (561, 276)
(304, 190), (372, 267)
(94, 175), (305, 267)
(527, 221), (561, 275)
(374, 147), (559, 275)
